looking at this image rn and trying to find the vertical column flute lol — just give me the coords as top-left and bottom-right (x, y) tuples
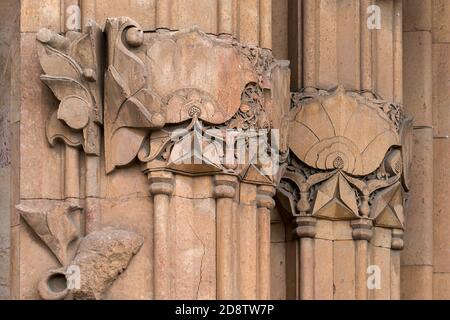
(214, 175), (238, 300)
(148, 170), (174, 300)
(351, 218), (373, 300)
(296, 182), (316, 300)
(256, 185), (276, 300)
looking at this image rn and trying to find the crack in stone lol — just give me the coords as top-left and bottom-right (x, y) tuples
(188, 220), (206, 300)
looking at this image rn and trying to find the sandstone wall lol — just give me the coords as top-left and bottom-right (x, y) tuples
(0, 0), (20, 300)
(432, 0), (450, 300)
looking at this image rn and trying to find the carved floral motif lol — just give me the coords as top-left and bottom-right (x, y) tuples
(281, 87), (411, 230)
(104, 17), (291, 184)
(37, 23), (104, 155)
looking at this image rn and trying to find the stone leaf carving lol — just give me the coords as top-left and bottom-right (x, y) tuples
(290, 86), (400, 176)
(34, 226), (143, 300)
(104, 17), (289, 175)
(16, 201), (81, 265)
(16, 202), (143, 300)
(70, 227), (144, 300)
(37, 21), (104, 155)
(283, 86), (411, 230)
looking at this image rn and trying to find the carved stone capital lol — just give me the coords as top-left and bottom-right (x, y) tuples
(214, 175), (238, 199)
(351, 218), (374, 241)
(103, 17), (291, 187)
(294, 216), (317, 239)
(279, 86), (411, 233)
(256, 185), (276, 209)
(391, 228), (404, 250)
(147, 171), (174, 196)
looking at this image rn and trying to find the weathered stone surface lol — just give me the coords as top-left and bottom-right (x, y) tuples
(16, 200), (81, 265)
(333, 240), (355, 300)
(71, 227), (143, 300)
(170, 196), (216, 300)
(432, 0), (450, 42)
(19, 33), (64, 199)
(401, 265), (433, 300)
(433, 273), (450, 300)
(270, 241), (286, 300)
(403, 31), (432, 127)
(402, 129), (434, 266)
(404, 0), (432, 32)
(21, 0), (61, 33)
(314, 238), (333, 300)
(100, 196), (153, 299)
(370, 246), (391, 300)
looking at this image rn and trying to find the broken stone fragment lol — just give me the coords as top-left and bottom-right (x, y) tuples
(69, 227), (144, 300)
(71, 227), (144, 300)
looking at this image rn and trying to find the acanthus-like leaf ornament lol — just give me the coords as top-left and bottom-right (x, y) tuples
(37, 21), (104, 155)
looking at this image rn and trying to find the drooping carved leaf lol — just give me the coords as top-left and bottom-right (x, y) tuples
(38, 45), (83, 82)
(47, 110), (84, 149)
(37, 25), (103, 156)
(40, 76), (90, 103)
(16, 201), (81, 265)
(400, 116), (413, 191)
(108, 127), (148, 172)
(57, 96), (90, 130)
(105, 17), (146, 97)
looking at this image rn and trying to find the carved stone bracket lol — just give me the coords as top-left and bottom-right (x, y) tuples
(37, 22), (104, 155)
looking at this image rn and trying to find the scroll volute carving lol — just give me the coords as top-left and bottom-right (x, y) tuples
(104, 17), (291, 184)
(281, 87), (412, 230)
(37, 22), (104, 155)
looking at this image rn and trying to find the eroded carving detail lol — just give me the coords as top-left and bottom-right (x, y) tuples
(16, 201), (143, 300)
(37, 23), (104, 155)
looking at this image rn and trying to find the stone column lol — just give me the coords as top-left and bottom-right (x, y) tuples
(402, 0), (434, 300)
(285, 0), (408, 301)
(256, 185), (276, 300)
(390, 229), (404, 300)
(147, 170), (174, 300)
(295, 216), (316, 300)
(351, 218), (373, 300)
(214, 175), (238, 300)
(432, 0), (450, 300)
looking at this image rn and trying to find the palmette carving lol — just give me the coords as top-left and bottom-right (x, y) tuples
(37, 22), (104, 155)
(281, 86), (411, 232)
